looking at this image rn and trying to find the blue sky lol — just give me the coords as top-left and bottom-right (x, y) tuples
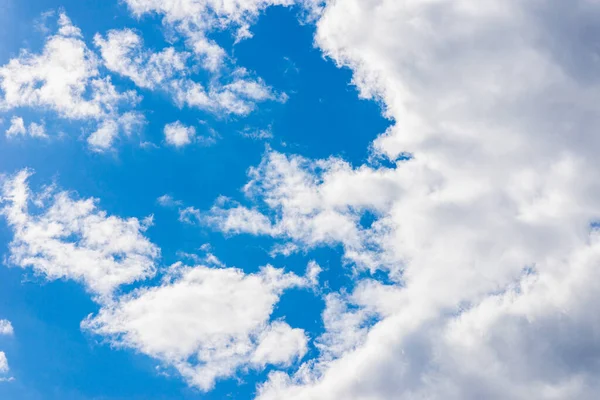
(2, 1), (600, 400)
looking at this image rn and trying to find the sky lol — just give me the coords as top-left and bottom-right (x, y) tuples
(1, 0), (600, 399)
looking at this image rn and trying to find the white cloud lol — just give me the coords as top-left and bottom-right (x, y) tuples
(94, 29), (189, 90)
(57, 12), (82, 37)
(0, 352), (8, 374)
(206, 197), (276, 235)
(0, 170), (159, 297)
(170, 74), (280, 116)
(0, 321), (13, 381)
(83, 263), (311, 391)
(314, 292), (372, 362)
(0, 171), (316, 391)
(0, 13), (139, 149)
(0, 320), (13, 336)
(87, 112), (146, 151)
(28, 122), (47, 138)
(123, 0), (294, 70)
(164, 121), (196, 147)
(251, 321), (308, 368)
(156, 194), (183, 207)
(206, 152), (368, 256)
(5, 117), (25, 136)
(196, 1), (600, 399)
(87, 120), (120, 151)
(178, 206), (202, 224)
(5, 116), (48, 138)
(95, 28), (280, 116)
(305, 260), (321, 287)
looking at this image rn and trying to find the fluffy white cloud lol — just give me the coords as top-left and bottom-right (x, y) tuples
(251, 321), (308, 367)
(0, 320), (13, 336)
(0, 13), (139, 150)
(170, 73), (281, 116)
(87, 112), (146, 151)
(83, 262), (312, 391)
(0, 171), (316, 390)
(164, 121), (196, 147)
(5, 117), (25, 136)
(206, 196), (276, 235)
(0, 170), (159, 297)
(198, 1), (600, 399)
(95, 28), (280, 116)
(206, 152), (371, 258)
(5, 116), (47, 139)
(259, 238), (600, 400)
(94, 29), (189, 90)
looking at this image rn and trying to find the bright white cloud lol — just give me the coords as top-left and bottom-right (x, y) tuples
(251, 321), (308, 368)
(0, 170), (159, 297)
(95, 29), (189, 90)
(0, 320), (13, 336)
(206, 152), (369, 256)
(304, 260), (321, 287)
(95, 28), (280, 116)
(5, 116), (48, 138)
(123, 0), (294, 70)
(0, 13), (139, 149)
(197, 1), (600, 399)
(206, 197), (276, 235)
(5, 117), (25, 136)
(83, 262), (312, 391)
(164, 121), (196, 147)
(87, 112), (146, 151)
(170, 73), (281, 116)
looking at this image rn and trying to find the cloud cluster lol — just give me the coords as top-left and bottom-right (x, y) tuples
(0, 170), (316, 390)
(1, 8), (283, 151)
(0, 170), (160, 297)
(94, 26), (283, 117)
(206, 151), (389, 266)
(5, 1), (600, 398)
(0, 14), (139, 150)
(94, 28), (189, 90)
(5, 116), (47, 139)
(199, 1), (600, 399)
